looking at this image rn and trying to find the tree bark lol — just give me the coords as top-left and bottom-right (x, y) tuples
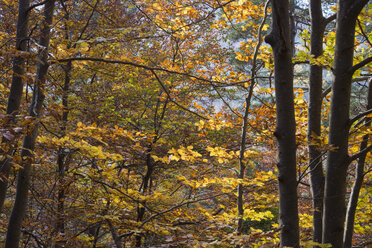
(5, 1), (55, 247)
(0, 0), (31, 213)
(308, 0), (326, 243)
(54, 61), (71, 248)
(107, 219), (123, 248)
(54, 8), (72, 245)
(135, 149), (154, 247)
(343, 77), (372, 248)
(237, 1), (268, 234)
(265, 0), (299, 247)
(322, 0), (369, 246)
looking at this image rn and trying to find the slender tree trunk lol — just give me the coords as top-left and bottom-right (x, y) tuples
(54, 62), (71, 248)
(237, 1), (269, 234)
(308, 0), (326, 243)
(237, 90), (252, 234)
(107, 219), (123, 248)
(343, 77), (372, 248)
(0, 0), (31, 213)
(135, 95), (168, 247)
(5, 1), (55, 247)
(265, 0), (299, 247)
(136, 148), (154, 247)
(322, 0), (369, 246)
(54, 29), (72, 246)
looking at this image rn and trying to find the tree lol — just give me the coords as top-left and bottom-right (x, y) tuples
(0, 0), (31, 213)
(5, 1), (56, 247)
(323, 0), (370, 246)
(307, 0), (335, 243)
(265, 0), (300, 247)
(344, 77), (372, 248)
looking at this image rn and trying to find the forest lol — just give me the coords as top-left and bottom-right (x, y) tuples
(0, 0), (371, 247)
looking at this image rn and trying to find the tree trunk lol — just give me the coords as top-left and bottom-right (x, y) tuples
(0, 0), (31, 213)
(136, 149), (154, 247)
(322, 0), (369, 246)
(343, 77), (372, 248)
(237, 2), (268, 234)
(54, 11), (73, 243)
(265, 0), (299, 247)
(237, 90), (253, 234)
(54, 61), (71, 248)
(308, 0), (326, 243)
(5, 1), (55, 247)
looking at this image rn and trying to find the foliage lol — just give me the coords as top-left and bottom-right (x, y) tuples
(0, 0), (371, 247)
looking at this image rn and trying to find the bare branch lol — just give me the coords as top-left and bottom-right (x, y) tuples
(349, 57), (372, 74)
(106, 219), (122, 248)
(324, 13), (336, 25)
(150, 70), (209, 120)
(321, 86), (331, 99)
(138, 193), (228, 229)
(349, 144), (372, 162)
(21, 229), (45, 248)
(212, 85), (239, 117)
(74, 173), (156, 214)
(349, 109), (372, 126)
(76, 0), (100, 42)
(39, 121), (62, 138)
(55, 57), (251, 86)
(27, 0), (50, 12)
(348, 0), (370, 19)
(357, 18), (372, 47)
(352, 76), (371, 82)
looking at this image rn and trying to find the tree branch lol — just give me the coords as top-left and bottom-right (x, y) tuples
(138, 193), (227, 229)
(349, 57), (372, 74)
(106, 219), (122, 248)
(349, 143), (372, 162)
(54, 57), (252, 86)
(349, 109), (372, 126)
(76, 0), (100, 42)
(357, 18), (372, 47)
(27, 0), (50, 12)
(150, 70), (209, 120)
(323, 13), (336, 25)
(322, 86), (332, 99)
(21, 229), (45, 248)
(212, 85), (239, 117)
(74, 173), (156, 214)
(348, 0), (370, 18)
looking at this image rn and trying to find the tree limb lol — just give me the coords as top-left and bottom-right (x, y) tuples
(348, 0), (370, 18)
(357, 18), (372, 47)
(321, 86), (332, 99)
(349, 144), (372, 162)
(349, 56), (372, 74)
(27, 0), (50, 12)
(106, 219), (122, 248)
(138, 193), (227, 229)
(54, 57), (252, 86)
(323, 13), (336, 26)
(349, 109), (372, 126)
(150, 70), (209, 120)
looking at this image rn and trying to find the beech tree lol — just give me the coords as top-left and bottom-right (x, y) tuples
(0, 0), (30, 213)
(323, 0), (370, 246)
(265, 0), (299, 246)
(344, 77), (372, 248)
(5, 1), (55, 247)
(307, 0), (335, 243)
